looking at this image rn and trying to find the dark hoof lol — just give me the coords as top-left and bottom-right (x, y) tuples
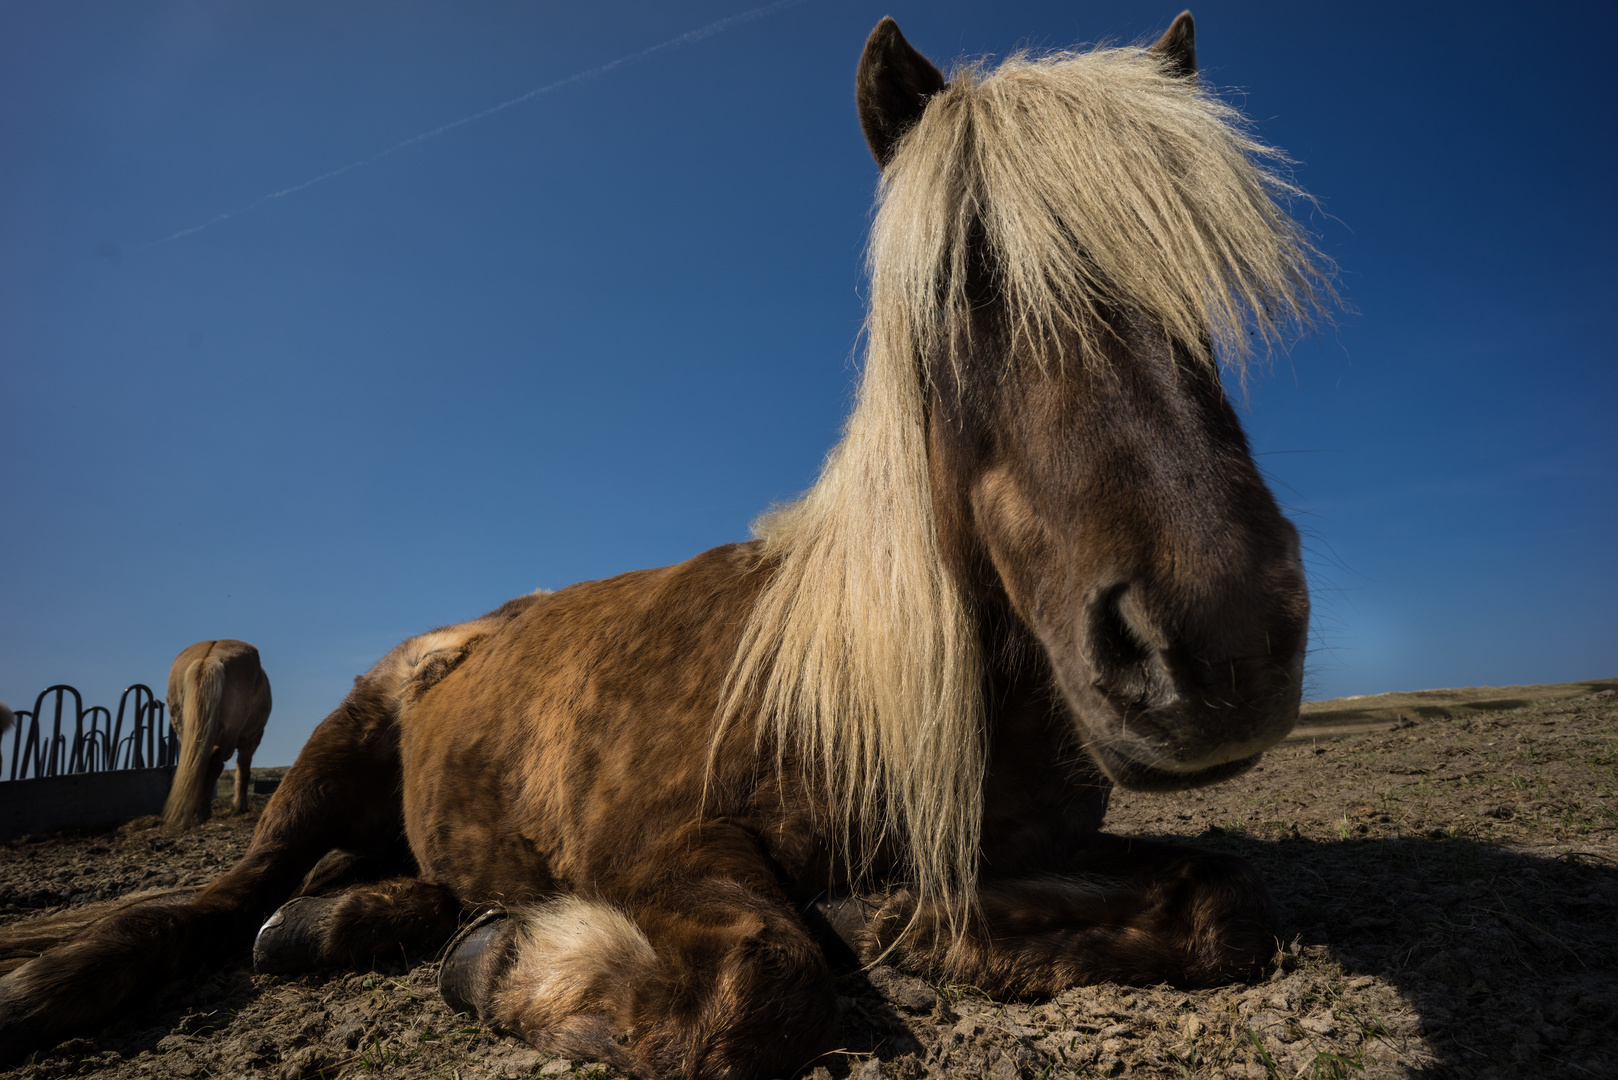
(439, 909), (514, 1021)
(812, 895), (878, 954)
(801, 895), (877, 969)
(253, 896), (340, 975)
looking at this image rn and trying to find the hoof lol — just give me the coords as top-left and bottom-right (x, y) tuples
(802, 894), (877, 969)
(439, 909), (514, 1021)
(253, 895), (340, 975)
(812, 895), (878, 955)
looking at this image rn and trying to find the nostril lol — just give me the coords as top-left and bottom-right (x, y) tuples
(1086, 585), (1161, 703)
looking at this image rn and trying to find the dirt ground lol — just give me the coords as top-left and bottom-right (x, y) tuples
(1, 680), (1614, 1080)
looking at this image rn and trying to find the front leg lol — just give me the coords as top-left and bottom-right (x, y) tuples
(829, 834), (1276, 994)
(441, 826), (838, 1080)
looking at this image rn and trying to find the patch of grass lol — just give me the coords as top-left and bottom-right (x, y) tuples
(355, 1031), (430, 1072)
(1245, 1027), (1282, 1079)
(1332, 1001), (1392, 1049)
(1309, 1050), (1365, 1079)
(930, 981), (992, 1005)
(1165, 1039), (1203, 1076)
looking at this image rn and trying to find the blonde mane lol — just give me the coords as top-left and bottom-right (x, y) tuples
(719, 45), (1333, 931)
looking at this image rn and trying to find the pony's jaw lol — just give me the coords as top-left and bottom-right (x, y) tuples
(1088, 747), (1263, 792)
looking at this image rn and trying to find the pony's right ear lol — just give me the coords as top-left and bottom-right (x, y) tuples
(1150, 11), (1197, 78)
(856, 17), (946, 168)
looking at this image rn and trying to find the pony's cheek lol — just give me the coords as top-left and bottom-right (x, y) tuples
(965, 465), (1070, 622)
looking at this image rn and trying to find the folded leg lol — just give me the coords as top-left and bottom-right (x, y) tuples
(826, 834), (1277, 994)
(442, 824), (838, 1080)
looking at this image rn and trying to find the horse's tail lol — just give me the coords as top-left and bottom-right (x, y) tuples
(162, 657), (226, 830)
(0, 888), (197, 977)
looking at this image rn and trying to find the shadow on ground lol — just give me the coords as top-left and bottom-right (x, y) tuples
(817, 834), (1616, 1080)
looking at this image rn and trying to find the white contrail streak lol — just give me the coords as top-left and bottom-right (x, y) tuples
(150, 0), (809, 246)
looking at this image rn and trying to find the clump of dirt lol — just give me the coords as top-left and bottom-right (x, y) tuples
(1, 691), (1614, 1079)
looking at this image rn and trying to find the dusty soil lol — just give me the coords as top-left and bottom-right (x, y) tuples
(1, 682), (1614, 1080)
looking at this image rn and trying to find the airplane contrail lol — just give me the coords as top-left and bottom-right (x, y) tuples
(149, 0), (810, 247)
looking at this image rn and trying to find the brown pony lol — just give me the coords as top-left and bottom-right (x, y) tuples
(162, 639), (273, 830)
(0, 13), (1334, 1076)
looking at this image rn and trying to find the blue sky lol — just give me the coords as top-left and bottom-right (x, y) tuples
(2, 1), (1613, 768)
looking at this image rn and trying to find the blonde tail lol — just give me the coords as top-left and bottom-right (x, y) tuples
(161, 657), (225, 830)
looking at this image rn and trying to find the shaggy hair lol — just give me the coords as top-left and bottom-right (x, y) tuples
(720, 44), (1333, 933)
(492, 898), (660, 1044)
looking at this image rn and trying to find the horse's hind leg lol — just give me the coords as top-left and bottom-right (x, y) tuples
(0, 678), (407, 1064)
(199, 748), (228, 824)
(833, 834), (1277, 994)
(233, 745), (253, 816)
(233, 709), (266, 817)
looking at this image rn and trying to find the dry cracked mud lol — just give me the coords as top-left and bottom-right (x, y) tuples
(1, 681), (1614, 1079)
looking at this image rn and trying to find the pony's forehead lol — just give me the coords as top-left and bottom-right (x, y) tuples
(872, 44), (1332, 371)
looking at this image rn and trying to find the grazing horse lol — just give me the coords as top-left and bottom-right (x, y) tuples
(0, 13), (1333, 1076)
(161, 639), (273, 830)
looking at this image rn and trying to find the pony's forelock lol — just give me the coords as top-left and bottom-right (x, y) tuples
(717, 44), (1334, 939)
(881, 47), (1335, 376)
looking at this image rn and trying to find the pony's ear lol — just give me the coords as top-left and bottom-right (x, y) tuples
(856, 17), (947, 168)
(1150, 11), (1197, 78)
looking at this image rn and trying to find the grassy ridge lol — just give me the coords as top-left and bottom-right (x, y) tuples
(1292, 676), (1618, 740)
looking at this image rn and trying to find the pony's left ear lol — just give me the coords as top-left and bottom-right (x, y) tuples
(1150, 11), (1197, 78)
(856, 17), (947, 168)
